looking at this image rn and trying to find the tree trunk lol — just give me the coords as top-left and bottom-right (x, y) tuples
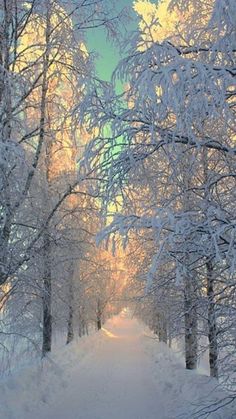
(41, 2), (53, 357)
(66, 274), (74, 344)
(0, 1), (13, 286)
(97, 299), (102, 331)
(97, 317), (102, 331)
(202, 150), (218, 378)
(42, 231), (52, 356)
(184, 277), (198, 370)
(206, 260), (218, 379)
(2, 0), (12, 142)
(78, 305), (86, 337)
(158, 312), (168, 344)
(66, 305), (74, 344)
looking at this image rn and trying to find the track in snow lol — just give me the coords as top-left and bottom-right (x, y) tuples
(36, 312), (165, 419)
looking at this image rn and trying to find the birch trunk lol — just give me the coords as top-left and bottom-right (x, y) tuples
(202, 149), (219, 378)
(42, 231), (52, 356)
(0, 1), (13, 285)
(158, 312), (168, 344)
(66, 274), (74, 345)
(182, 160), (198, 370)
(184, 275), (198, 370)
(97, 298), (102, 331)
(206, 260), (218, 378)
(41, 2), (52, 356)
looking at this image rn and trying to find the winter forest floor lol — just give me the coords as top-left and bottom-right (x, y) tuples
(1, 310), (236, 419)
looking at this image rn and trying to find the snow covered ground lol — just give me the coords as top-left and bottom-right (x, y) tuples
(1, 310), (235, 419)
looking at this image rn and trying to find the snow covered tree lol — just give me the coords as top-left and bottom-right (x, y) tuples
(81, 0), (236, 381)
(0, 0), (127, 363)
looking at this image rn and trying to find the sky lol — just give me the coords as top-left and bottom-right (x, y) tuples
(86, 0), (138, 82)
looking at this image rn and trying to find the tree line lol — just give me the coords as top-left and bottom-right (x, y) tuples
(0, 0), (236, 414)
(82, 0), (236, 408)
(0, 0), (125, 368)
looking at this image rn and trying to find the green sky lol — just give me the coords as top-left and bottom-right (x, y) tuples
(86, 0), (138, 82)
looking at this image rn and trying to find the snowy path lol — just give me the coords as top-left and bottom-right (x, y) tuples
(33, 313), (166, 419)
(1, 311), (235, 419)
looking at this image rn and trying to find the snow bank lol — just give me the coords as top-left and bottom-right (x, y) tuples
(142, 330), (236, 418)
(0, 330), (104, 419)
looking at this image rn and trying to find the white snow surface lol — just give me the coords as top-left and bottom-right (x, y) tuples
(1, 310), (235, 419)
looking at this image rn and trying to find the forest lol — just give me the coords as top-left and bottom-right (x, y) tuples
(0, 0), (235, 418)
